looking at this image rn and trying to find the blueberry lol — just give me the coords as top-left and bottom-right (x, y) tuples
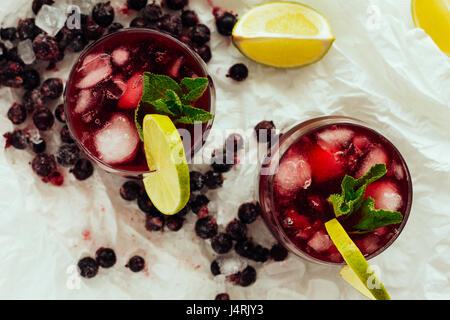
(251, 244), (270, 262)
(22, 69), (41, 90)
(190, 24), (210, 46)
(41, 78), (63, 100)
(56, 144), (80, 167)
(166, 215), (184, 231)
(71, 159), (94, 181)
(254, 120), (276, 143)
(164, 0), (188, 11)
(216, 12), (237, 36)
(130, 17), (150, 28)
(211, 233), (233, 254)
(54, 104), (66, 123)
(31, 153), (56, 177)
(78, 257), (99, 278)
(215, 293), (230, 300)
(194, 45), (211, 63)
(32, 0), (55, 15)
(227, 63), (248, 81)
(238, 202), (261, 224)
(0, 61), (25, 88)
(60, 125), (74, 144)
(32, 34), (60, 61)
(181, 10), (198, 27)
(189, 194), (209, 214)
(33, 107), (54, 131)
(270, 244), (289, 262)
(120, 181), (142, 201)
(203, 170), (223, 189)
(142, 2), (162, 22)
(232, 266), (256, 287)
(108, 22), (124, 34)
(145, 212), (165, 231)
(5, 130), (28, 150)
(92, 1), (115, 28)
(126, 255), (145, 272)
(211, 148), (233, 173)
(190, 171), (204, 191)
(7, 103), (27, 125)
(1, 27), (17, 41)
(17, 18), (41, 41)
(234, 239), (254, 259)
(226, 219), (247, 241)
(30, 137), (46, 153)
(195, 216), (218, 239)
(127, 0), (148, 11)
(137, 194), (154, 214)
(95, 247), (116, 268)
(68, 34), (87, 52)
(23, 89), (44, 112)
(210, 260), (220, 276)
(83, 17), (104, 40)
(157, 15), (182, 36)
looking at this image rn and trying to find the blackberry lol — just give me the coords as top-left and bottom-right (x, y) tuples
(33, 34), (60, 61)
(31, 153), (56, 177)
(56, 144), (80, 167)
(211, 233), (233, 254)
(166, 215), (184, 231)
(7, 103), (27, 125)
(60, 125), (74, 144)
(254, 120), (276, 143)
(127, 0), (148, 11)
(142, 2), (162, 22)
(210, 260), (220, 276)
(137, 194), (154, 214)
(204, 170), (223, 189)
(190, 171), (204, 191)
(32, 0), (55, 15)
(215, 293), (230, 300)
(17, 18), (41, 41)
(108, 22), (124, 34)
(270, 244), (289, 262)
(22, 69), (41, 90)
(130, 17), (150, 28)
(157, 15), (183, 36)
(83, 17), (105, 40)
(195, 216), (218, 239)
(225, 219), (247, 241)
(194, 45), (211, 63)
(181, 10), (198, 27)
(41, 78), (63, 100)
(23, 89), (44, 112)
(77, 257), (99, 278)
(238, 202), (261, 224)
(126, 255), (145, 272)
(145, 212), (165, 231)
(190, 24), (210, 46)
(54, 104), (66, 123)
(5, 130), (28, 150)
(211, 148), (233, 173)
(71, 158), (94, 181)
(120, 181), (142, 201)
(189, 194), (209, 214)
(33, 107), (54, 131)
(230, 266), (256, 287)
(30, 137), (46, 153)
(1, 28), (17, 41)
(92, 2), (115, 28)
(227, 63), (248, 82)
(68, 35), (87, 52)
(164, 0), (188, 11)
(216, 12), (237, 36)
(95, 247), (116, 268)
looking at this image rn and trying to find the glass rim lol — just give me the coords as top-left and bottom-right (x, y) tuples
(258, 116), (413, 266)
(63, 27), (216, 178)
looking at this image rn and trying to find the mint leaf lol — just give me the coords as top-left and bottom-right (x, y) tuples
(175, 105), (214, 124)
(350, 197), (403, 233)
(142, 72), (182, 102)
(165, 89), (182, 115)
(180, 77), (208, 103)
(149, 99), (176, 116)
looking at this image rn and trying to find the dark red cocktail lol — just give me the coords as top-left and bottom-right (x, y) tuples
(259, 117), (412, 264)
(64, 28), (215, 176)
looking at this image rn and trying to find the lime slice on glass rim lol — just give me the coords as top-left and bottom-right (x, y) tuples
(325, 218), (391, 300)
(142, 114), (190, 215)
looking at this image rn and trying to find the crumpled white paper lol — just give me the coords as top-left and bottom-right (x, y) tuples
(0, 0), (449, 299)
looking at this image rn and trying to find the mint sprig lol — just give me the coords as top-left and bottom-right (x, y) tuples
(327, 163), (403, 233)
(135, 72), (213, 141)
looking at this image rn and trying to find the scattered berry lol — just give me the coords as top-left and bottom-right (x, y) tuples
(83, 17), (105, 40)
(216, 12), (237, 36)
(5, 130), (28, 150)
(210, 260), (220, 276)
(195, 216), (218, 239)
(203, 170), (223, 189)
(54, 104), (66, 123)
(32, 34), (60, 61)
(23, 89), (45, 112)
(7, 103), (27, 125)
(127, 0), (148, 11)
(197, 206), (209, 219)
(142, 2), (162, 22)
(157, 15), (182, 36)
(108, 22), (124, 34)
(92, 1), (115, 28)
(95, 247), (117, 268)
(194, 45), (211, 63)
(189, 171), (204, 191)
(190, 24), (210, 46)
(226, 219), (247, 241)
(0, 61), (24, 88)
(77, 257), (99, 278)
(166, 215), (184, 231)
(227, 63), (248, 81)
(31, 153), (56, 177)
(211, 233), (233, 254)
(164, 0), (188, 11)
(230, 266), (256, 287)
(270, 244), (289, 261)
(22, 69), (41, 90)
(126, 255), (146, 272)
(120, 181), (142, 201)
(234, 239), (254, 259)
(254, 120), (276, 143)
(68, 34), (87, 52)
(211, 148), (233, 173)
(181, 10), (198, 27)
(251, 244), (270, 262)
(17, 18), (40, 41)
(47, 170), (64, 186)
(238, 202), (261, 224)
(30, 137), (46, 153)
(215, 293), (230, 300)
(33, 107), (54, 131)
(56, 144), (80, 167)
(137, 194), (154, 213)
(130, 17), (149, 28)
(40, 78), (63, 100)
(189, 194), (209, 214)
(145, 212), (165, 231)
(1, 27), (17, 41)
(60, 125), (74, 143)
(71, 158), (94, 180)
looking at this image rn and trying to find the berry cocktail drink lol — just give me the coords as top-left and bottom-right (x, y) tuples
(64, 28), (214, 176)
(259, 117), (412, 264)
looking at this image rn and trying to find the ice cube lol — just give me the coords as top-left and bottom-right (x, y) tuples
(111, 47), (130, 66)
(355, 234), (380, 255)
(390, 161), (405, 180)
(317, 127), (354, 152)
(216, 257), (247, 276)
(365, 180), (403, 211)
(353, 134), (371, 153)
(17, 40), (36, 65)
(94, 113), (140, 165)
(356, 145), (388, 178)
(35, 4), (66, 37)
(307, 230), (333, 253)
(74, 89), (92, 113)
(275, 154), (312, 198)
(77, 54), (112, 89)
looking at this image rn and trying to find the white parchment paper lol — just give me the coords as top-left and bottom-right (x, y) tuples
(0, 0), (449, 299)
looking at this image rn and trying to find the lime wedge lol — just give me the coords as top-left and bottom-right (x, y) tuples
(232, 1), (334, 68)
(142, 114), (190, 215)
(324, 218), (391, 300)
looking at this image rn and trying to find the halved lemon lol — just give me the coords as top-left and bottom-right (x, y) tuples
(325, 219), (391, 300)
(232, 1), (335, 68)
(142, 114), (190, 215)
(412, 0), (450, 55)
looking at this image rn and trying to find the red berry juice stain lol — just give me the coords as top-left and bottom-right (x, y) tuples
(194, 265), (200, 270)
(82, 230), (91, 241)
